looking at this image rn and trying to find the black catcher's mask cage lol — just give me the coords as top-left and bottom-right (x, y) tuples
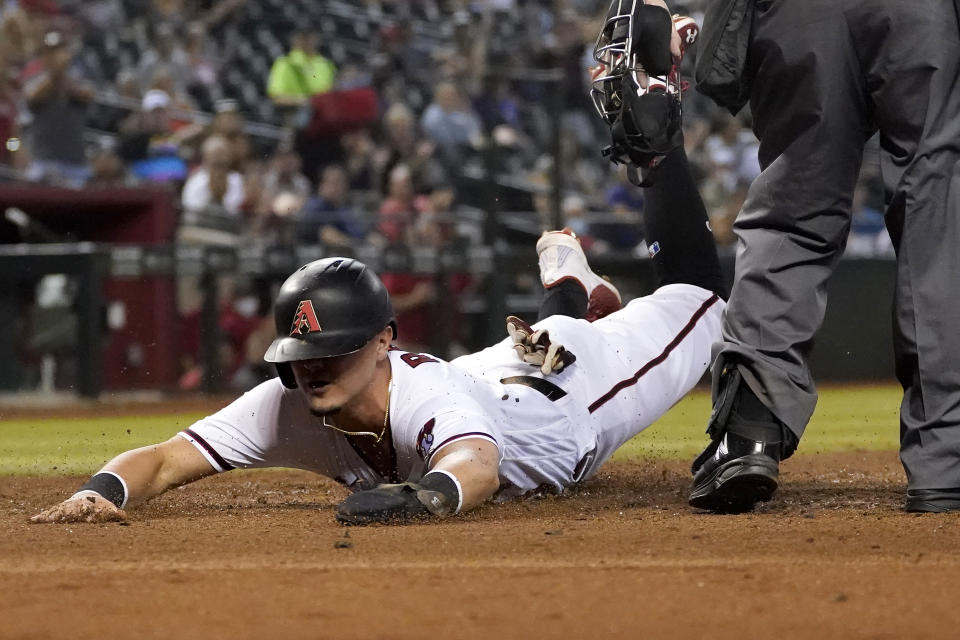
(591, 0), (683, 185)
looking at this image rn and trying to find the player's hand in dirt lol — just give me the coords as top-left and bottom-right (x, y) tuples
(506, 315), (576, 375)
(30, 492), (127, 524)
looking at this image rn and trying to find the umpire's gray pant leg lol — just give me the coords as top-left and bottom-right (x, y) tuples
(716, 0), (870, 437)
(867, 1), (960, 490)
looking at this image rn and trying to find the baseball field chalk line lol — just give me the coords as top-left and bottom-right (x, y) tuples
(5, 556), (957, 574)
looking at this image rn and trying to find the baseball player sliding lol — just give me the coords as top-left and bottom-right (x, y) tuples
(32, 7), (723, 525)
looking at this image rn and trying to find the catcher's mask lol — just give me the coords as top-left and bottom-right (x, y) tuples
(591, 0), (683, 185)
(264, 257), (397, 389)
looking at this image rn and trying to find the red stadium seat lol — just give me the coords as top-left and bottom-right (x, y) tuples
(305, 87), (379, 137)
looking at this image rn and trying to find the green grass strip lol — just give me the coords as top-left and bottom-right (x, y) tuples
(0, 384), (903, 475)
(0, 413), (206, 475)
(613, 382), (902, 461)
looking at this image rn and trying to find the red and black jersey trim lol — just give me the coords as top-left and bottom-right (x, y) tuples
(183, 428), (235, 471)
(588, 293), (721, 414)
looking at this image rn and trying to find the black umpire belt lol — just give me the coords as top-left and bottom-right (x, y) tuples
(500, 375), (567, 401)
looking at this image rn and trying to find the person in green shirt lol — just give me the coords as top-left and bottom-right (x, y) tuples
(267, 29), (336, 107)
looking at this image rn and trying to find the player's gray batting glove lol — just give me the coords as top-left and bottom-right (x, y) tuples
(506, 315), (576, 375)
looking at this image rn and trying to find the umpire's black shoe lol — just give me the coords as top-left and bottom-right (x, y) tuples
(688, 429), (783, 514)
(905, 488), (960, 513)
(688, 373), (797, 514)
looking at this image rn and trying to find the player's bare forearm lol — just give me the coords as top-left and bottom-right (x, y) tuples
(30, 435), (215, 523)
(103, 435), (217, 506)
(428, 438), (500, 511)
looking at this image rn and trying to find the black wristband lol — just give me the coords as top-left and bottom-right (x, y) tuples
(78, 472), (127, 508)
(419, 470), (462, 515)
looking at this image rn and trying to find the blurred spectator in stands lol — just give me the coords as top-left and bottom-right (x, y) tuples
(557, 129), (605, 198)
(138, 22), (191, 96)
(117, 88), (188, 183)
(700, 112), (760, 217)
(260, 142), (311, 209)
(183, 20), (220, 112)
(246, 190), (301, 247)
(595, 165), (644, 250)
(244, 144), (310, 246)
(267, 28), (336, 109)
(94, 67), (142, 133)
(65, 0), (124, 33)
(334, 62), (373, 92)
(370, 21), (428, 111)
(381, 184), (473, 355)
(603, 165), (644, 217)
(22, 30), (93, 188)
(230, 314), (276, 392)
(178, 278), (268, 392)
(528, 168), (555, 231)
(297, 164), (368, 248)
(196, 0), (246, 30)
(340, 128), (375, 191)
(561, 194), (591, 240)
(419, 181), (458, 222)
(151, 0), (189, 30)
(472, 77), (536, 175)
(0, 55), (25, 170)
(147, 65), (197, 129)
(1, 7), (31, 68)
(86, 145), (134, 188)
(239, 158), (266, 216)
(182, 134), (245, 216)
(377, 162), (419, 246)
(432, 11), (481, 83)
(709, 210), (737, 257)
(420, 81), (484, 167)
(553, 11), (601, 152)
(373, 102), (444, 196)
(174, 98), (250, 169)
(846, 178), (894, 258)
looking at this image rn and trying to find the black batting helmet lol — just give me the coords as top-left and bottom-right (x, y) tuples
(264, 257), (397, 389)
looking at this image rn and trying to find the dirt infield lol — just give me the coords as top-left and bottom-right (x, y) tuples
(4, 451), (960, 640)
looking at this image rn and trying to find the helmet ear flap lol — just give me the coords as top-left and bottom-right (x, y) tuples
(275, 362), (297, 389)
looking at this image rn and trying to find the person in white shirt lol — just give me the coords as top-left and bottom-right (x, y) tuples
(181, 134), (245, 216)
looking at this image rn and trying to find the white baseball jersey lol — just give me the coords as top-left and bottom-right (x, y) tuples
(180, 283), (723, 499)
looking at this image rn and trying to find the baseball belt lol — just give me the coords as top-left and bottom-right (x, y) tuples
(500, 375), (567, 401)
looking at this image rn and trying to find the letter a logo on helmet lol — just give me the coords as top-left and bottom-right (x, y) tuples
(290, 300), (322, 336)
(265, 257), (398, 389)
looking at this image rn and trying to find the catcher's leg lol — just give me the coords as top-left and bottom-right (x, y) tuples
(642, 146), (725, 298)
(537, 279), (588, 321)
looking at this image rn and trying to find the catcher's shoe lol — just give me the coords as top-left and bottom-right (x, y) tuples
(536, 228), (622, 322)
